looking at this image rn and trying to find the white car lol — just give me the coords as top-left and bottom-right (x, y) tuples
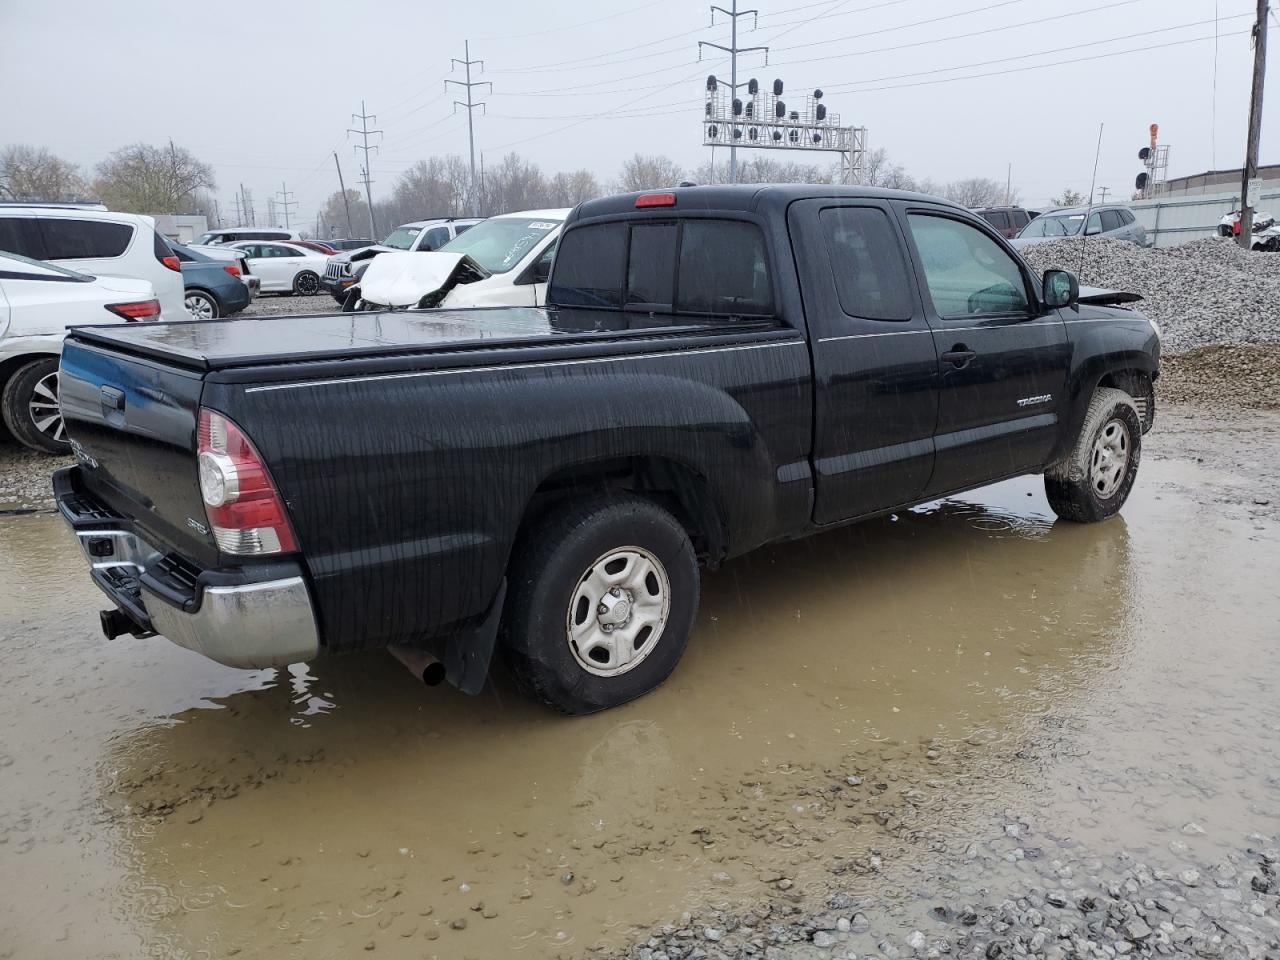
(0, 204), (186, 321)
(194, 227), (303, 245)
(0, 251), (158, 453)
(226, 241), (329, 296)
(353, 209), (568, 310)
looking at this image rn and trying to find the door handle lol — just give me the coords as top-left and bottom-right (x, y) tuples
(941, 345), (977, 368)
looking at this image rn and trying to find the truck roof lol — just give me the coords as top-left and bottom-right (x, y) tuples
(574, 184), (962, 220)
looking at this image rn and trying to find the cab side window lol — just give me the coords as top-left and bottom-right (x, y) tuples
(907, 214), (1031, 318)
(819, 206), (914, 321)
(422, 227), (450, 250)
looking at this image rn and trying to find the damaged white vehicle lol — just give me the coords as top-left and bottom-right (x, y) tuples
(346, 209), (567, 312)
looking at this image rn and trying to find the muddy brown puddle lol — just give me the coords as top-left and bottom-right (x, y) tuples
(1, 408), (1278, 959)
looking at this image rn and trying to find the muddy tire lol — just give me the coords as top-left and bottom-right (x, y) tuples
(500, 495), (699, 715)
(1, 357), (67, 454)
(1045, 387), (1142, 523)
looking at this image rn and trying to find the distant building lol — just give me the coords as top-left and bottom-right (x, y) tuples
(148, 214), (209, 244)
(1158, 164), (1280, 198)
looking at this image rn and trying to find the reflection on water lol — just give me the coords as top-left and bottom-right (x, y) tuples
(83, 479), (1141, 957)
(7, 459), (1277, 959)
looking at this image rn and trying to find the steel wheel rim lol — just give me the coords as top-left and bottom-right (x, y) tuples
(566, 546), (671, 678)
(297, 273), (319, 294)
(28, 371), (65, 444)
(1089, 417), (1130, 500)
(185, 292), (216, 319)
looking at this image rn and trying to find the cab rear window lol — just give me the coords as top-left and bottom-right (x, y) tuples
(549, 218), (773, 317)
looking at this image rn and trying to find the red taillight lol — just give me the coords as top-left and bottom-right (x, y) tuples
(635, 193), (677, 208)
(161, 255), (182, 272)
(106, 299), (162, 321)
(223, 263), (242, 277)
(197, 409), (298, 556)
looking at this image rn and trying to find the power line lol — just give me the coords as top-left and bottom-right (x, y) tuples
(821, 13), (1252, 91)
(473, 0), (667, 42)
(347, 100), (382, 237)
(446, 40), (492, 182)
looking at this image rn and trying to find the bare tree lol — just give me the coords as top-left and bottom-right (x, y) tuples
(940, 177), (1004, 208)
(0, 145), (87, 201)
(547, 169), (601, 207)
(321, 189), (370, 239)
(1052, 188), (1085, 207)
(614, 154), (685, 193)
(694, 156), (830, 185)
(93, 141), (216, 213)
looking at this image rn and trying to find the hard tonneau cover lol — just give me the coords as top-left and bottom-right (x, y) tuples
(68, 307), (781, 372)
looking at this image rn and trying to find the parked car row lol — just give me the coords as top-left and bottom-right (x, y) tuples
(1009, 204), (1150, 249)
(321, 217), (482, 302)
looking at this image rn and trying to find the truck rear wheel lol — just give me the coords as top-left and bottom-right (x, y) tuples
(2, 357), (68, 454)
(1045, 387), (1142, 523)
(500, 495), (699, 714)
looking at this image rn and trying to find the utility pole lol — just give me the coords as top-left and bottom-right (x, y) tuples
(1096, 186), (1111, 203)
(1239, 0), (1269, 248)
(348, 100), (382, 238)
(232, 193), (243, 225)
(275, 182), (297, 230)
(698, 2), (768, 184)
(332, 151), (355, 238)
(447, 40), (492, 185)
(1005, 162), (1012, 205)
(240, 184), (255, 227)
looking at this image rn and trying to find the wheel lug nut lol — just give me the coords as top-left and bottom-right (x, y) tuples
(610, 587), (621, 597)
(597, 603), (608, 614)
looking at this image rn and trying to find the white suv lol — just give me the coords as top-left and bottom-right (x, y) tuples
(193, 227), (303, 245)
(0, 205), (186, 321)
(0, 251), (158, 453)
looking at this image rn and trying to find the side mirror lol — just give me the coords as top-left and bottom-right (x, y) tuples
(1042, 269), (1079, 309)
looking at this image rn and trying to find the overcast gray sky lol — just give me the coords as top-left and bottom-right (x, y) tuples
(2, 0), (1274, 228)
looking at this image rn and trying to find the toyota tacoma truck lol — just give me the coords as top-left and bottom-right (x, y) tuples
(53, 185), (1160, 714)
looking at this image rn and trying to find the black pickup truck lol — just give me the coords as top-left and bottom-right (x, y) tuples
(53, 185), (1160, 714)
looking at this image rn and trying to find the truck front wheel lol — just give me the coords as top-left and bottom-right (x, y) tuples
(1045, 387), (1142, 523)
(500, 495), (699, 714)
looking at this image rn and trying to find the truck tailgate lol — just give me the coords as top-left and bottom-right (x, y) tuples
(59, 335), (219, 567)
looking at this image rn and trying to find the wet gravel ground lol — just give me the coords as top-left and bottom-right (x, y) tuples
(239, 292), (341, 318)
(2, 375), (1280, 960)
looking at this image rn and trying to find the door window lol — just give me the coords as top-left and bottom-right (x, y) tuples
(39, 218), (133, 259)
(907, 214), (1031, 318)
(1086, 212), (1102, 235)
(422, 226), (450, 250)
(0, 217), (38, 258)
(819, 206), (914, 321)
(982, 211), (1011, 231)
(1100, 210), (1124, 232)
(261, 244), (294, 258)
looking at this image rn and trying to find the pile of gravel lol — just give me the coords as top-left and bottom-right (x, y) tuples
(1017, 237), (1280, 353)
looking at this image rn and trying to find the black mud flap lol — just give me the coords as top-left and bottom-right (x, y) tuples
(435, 578), (507, 696)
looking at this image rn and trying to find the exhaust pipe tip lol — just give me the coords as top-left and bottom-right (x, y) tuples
(389, 646), (447, 687)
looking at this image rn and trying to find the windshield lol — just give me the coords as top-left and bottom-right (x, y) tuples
(438, 217), (560, 273)
(381, 226), (422, 250)
(1019, 214), (1085, 239)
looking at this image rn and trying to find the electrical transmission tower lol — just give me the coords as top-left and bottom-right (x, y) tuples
(447, 41), (492, 183)
(275, 182), (297, 230)
(348, 100), (383, 237)
(267, 197), (277, 227)
(698, 1), (768, 184)
(239, 184), (255, 226)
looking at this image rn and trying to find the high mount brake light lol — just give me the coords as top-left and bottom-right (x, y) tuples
(197, 409), (298, 556)
(635, 193), (677, 208)
(105, 299), (161, 321)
